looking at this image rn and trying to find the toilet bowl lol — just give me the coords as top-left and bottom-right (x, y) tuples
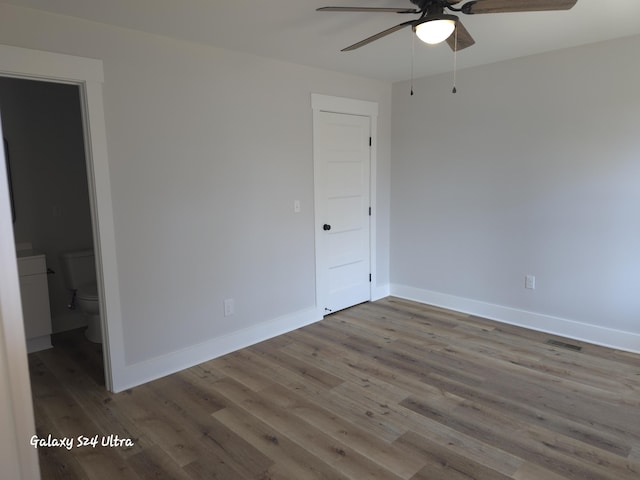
(60, 249), (102, 344)
(76, 283), (101, 343)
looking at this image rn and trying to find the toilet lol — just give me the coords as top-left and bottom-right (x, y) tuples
(60, 249), (102, 343)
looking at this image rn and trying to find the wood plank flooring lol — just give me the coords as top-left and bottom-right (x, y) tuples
(29, 297), (640, 479)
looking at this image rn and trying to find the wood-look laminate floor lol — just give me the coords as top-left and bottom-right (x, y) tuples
(29, 297), (640, 479)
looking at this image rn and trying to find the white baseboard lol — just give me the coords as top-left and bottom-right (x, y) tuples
(390, 284), (640, 355)
(26, 335), (52, 354)
(372, 283), (390, 302)
(111, 306), (322, 392)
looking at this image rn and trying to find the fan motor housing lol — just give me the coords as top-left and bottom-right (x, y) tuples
(410, 0), (451, 15)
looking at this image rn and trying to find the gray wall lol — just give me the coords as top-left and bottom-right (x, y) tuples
(391, 35), (640, 340)
(0, 4), (392, 370)
(0, 77), (93, 327)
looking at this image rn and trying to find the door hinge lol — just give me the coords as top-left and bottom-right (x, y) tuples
(369, 273), (372, 282)
(369, 137), (372, 147)
(369, 207), (372, 216)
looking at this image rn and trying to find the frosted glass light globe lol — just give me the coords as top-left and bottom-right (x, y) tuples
(414, 18), (456, 45)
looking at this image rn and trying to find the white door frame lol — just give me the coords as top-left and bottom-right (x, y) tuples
(311, 94), (378, 316)
(0, 45), (124, 472)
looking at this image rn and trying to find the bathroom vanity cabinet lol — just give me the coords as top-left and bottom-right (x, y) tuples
(17, 251), (52, 353)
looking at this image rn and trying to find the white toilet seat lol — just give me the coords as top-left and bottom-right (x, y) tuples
(77, 283), (98, 301)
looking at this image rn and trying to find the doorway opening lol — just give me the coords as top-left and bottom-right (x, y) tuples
(1, 76), (105, 384)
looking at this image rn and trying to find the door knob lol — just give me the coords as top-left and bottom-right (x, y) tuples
(323, 224), (332, 231)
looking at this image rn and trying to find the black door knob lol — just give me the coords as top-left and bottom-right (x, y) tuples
(323, 224), (331, 231)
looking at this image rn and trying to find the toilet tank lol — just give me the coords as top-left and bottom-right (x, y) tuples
(60, 249), (96, 290)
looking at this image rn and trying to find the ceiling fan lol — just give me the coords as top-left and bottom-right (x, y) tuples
(318, 0), (578, 52)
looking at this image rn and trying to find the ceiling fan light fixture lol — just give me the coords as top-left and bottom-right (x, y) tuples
(414, 14), (458, 45)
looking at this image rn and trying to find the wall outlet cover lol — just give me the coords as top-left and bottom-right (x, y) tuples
(525, 275), (536, 290)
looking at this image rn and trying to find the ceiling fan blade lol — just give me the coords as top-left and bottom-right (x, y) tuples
(446, 20), (475, 51)
(317, 7), (419, 13)
(462, 0), (577, 14)
(341, 20), (415, 51)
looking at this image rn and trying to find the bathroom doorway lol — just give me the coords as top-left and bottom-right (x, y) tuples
(0, 77), (106, 382)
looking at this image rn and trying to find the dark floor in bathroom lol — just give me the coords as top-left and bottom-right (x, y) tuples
(48, 327), (104, 386)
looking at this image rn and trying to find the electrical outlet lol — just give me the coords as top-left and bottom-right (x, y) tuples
(525, 275), (536, 290)
(223, 298), (235, 316)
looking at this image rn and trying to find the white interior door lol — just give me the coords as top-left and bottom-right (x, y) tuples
(0, 108), (41, 479)
(314, 110), (371, 314)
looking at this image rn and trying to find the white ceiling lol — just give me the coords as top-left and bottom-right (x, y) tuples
(4, 0), (640, 82)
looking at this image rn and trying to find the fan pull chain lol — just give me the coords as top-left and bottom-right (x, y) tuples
(410, 30), (415, 96)
(452, 25), (458, 94)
